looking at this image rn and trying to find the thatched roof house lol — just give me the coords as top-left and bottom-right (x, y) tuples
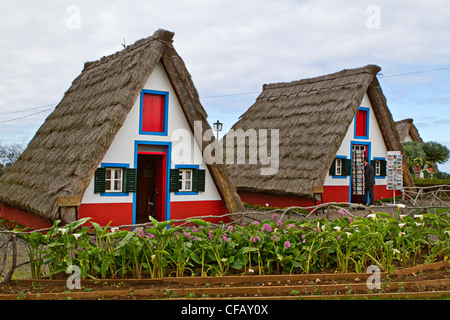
(395, 118), (424, 143)
(0, 29), (243, 227)
(225, 64), (414, 206)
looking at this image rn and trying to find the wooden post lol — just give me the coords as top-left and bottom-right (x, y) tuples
(57, 195), (82, 222)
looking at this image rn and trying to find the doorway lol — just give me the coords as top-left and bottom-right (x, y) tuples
(136, 153), (166, 223)
(350, 144), (368, 204)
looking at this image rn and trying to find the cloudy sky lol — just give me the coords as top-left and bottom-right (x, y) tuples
(0, 0), (449, 171)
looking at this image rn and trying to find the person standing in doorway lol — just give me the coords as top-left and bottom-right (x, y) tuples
(363, 157), (375, 206)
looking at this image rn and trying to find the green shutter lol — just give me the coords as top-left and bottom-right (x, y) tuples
(329, 158), (336, 176)
(192, 169), (206, 192)
(370, 160), (377, 174)
(380, 160), (387, 176)
(342, 159), (352, 176)
(123, 168), (137, 193)
(169, 169), (180, 192)
(94, 168), (106, 193)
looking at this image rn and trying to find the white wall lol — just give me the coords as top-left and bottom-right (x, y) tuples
(82, 62), (221, 204)
(324, 92), (388, 186)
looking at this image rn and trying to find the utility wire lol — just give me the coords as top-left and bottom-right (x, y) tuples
(379, 66), (450, 78)
(0, 103), (57, 116)
(0, 107), (55, 124)
(0, 66), (448, 124)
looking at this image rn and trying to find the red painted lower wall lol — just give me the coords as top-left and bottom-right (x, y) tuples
(170, 200), (229, 223)
(0, 204), (52, 229)
(239, 185), (400, 208)
(78, 203), (134, 227)
(238, 192), (316, 208)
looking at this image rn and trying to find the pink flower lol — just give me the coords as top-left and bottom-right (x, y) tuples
(271, 213), (278, 220)
(261, 223), (272, 232)
(253, 221), (260, 226)
(339, 210), (346, 217)
(277, 220), (282, 227)
(250, 235), (261, 243)
(337, 235), (341, 241)
(285, 241), (291, 249)
(208, 230), (214, 240)
(227, 225), (234, 233)
(302, 239), (306, 244)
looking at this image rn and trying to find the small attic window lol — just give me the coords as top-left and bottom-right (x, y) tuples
(354, 107), (369, 139)
(139, 90), (169, 136)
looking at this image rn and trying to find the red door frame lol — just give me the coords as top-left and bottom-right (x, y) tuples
(136, 151), (167, 222)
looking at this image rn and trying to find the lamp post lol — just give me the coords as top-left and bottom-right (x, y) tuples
(213, 120), (223, 140)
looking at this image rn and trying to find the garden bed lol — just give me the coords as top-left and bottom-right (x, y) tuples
(0, 260), (448, 300)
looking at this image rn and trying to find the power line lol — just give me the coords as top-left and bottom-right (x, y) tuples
(0, 107), (55, 124)
(380, 66), (450, 78)
(200, 91), (260, 99)
(0, 103), (57, 116)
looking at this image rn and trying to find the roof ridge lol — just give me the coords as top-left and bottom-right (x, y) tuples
(263, 64), (381, 90)
(83, 29), (174, 72)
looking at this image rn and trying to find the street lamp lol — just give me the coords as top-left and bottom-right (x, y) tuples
(213, 120), (223, 140)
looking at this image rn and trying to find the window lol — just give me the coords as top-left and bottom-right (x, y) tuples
(179, 169), (193, 192)
(105, 168), (123, 192)
(329, 157), (351, 177)
(140, 90), (168, 135)
(169, 167), (206, 193)
(335, 159), (342, 176)
(355, 108), (369, 139)
(94, 166), (136, 195)
(370, 159), (387, 177)
(375, 161), (381, 176)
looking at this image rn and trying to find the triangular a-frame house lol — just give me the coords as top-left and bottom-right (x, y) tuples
(0, 29), (243, 228)
(224, 65), (414, 207)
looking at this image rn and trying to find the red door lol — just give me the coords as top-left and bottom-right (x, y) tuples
(136, 152), (166, 223)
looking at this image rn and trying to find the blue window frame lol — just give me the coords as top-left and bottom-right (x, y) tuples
(354, 107), (370, 140)
(139, 89), (169, 136)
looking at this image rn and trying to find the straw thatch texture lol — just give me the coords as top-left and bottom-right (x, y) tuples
(0, 29), (244, 223)
(395, 118), (424, 143)
(225, 65), (414, 198)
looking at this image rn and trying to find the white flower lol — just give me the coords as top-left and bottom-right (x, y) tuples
(73, 233), (82, 240)
(397, 204), (406, 208)
(345, 232), (352, 237)
(248, 268), (255, 274)
(414, 215), (423, 220)
(334, 226), (341, 232)
(393, 249), (400, 254)
(444, 230), (450, 236)
(151, 255), (156, 261)
(399, 214), (407, 220)
(58, 228), (67, 234)
(265, 203), (269, 207)
(321, 225), (326, 232)
(398, 223), (406, 228)
(399, 232), (405, 237)
(367, 213), (376, 220)
(111, 227), (119, 233)
(415, 222), (422, 226)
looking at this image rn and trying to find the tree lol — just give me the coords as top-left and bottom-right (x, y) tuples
(0, 142), (27, 176)
(422, 141), (450, 165)
(402, 141), (426, 167)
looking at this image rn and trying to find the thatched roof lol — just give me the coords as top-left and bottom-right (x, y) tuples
(395, 118), (423, 143)
(225, 65), (414, 198)
(0, 29), (244, 223)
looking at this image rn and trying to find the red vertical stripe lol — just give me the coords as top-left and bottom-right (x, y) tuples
(142, 94), (164, 132)
(355, 109), (367, 136)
